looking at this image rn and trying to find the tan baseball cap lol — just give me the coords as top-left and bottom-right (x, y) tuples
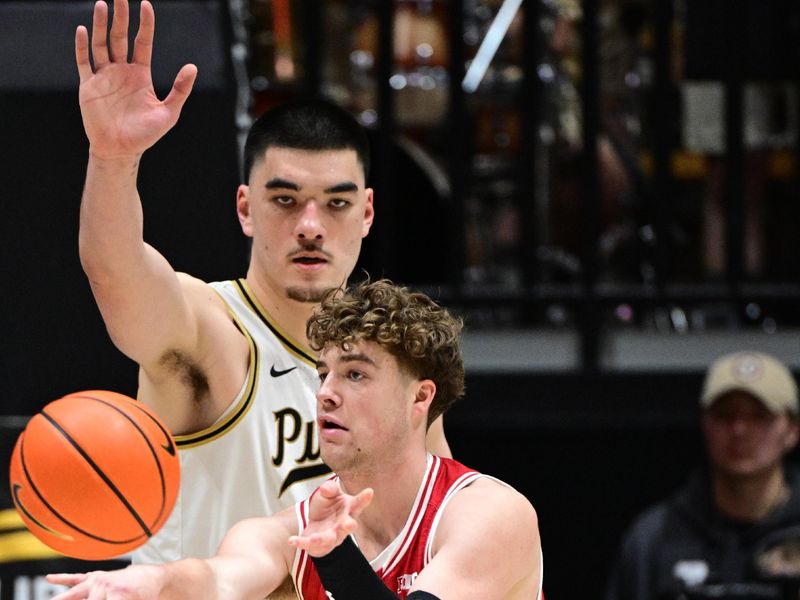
(701, 351), (798, 415)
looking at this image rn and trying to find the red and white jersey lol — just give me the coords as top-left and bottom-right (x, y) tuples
(292, 454), (487, 599)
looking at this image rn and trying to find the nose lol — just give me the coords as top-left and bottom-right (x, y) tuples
(294, 200), (325, 242)
(316, 373), (341, 409)
(728, 414), (751, 435)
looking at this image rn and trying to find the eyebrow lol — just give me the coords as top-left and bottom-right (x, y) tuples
(316, 352), (377, 370)
(324, 182), (359, 194)
(263, 179), (359, 194)
(265, 178), (300, 191)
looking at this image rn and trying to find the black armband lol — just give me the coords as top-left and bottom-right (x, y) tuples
(407, 592), (442, 600)
(311, 536), (397, 599)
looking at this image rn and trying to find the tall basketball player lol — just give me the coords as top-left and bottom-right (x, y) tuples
(73, 0), (450, 573)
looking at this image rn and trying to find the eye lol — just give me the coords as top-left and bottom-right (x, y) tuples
(329, 198), (351, 209)
(317, 370), (329, 383)
(272, 195), (295, 207)
(347, 370), (364, 382)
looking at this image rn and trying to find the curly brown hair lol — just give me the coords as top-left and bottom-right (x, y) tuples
(307, 279), (465, 425)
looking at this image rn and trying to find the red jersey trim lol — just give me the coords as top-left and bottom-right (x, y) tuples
(378, 454), (441, 576)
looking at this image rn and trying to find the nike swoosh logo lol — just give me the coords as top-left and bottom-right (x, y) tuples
(12, 484), (72, 540)
(270, 365), (298, 377)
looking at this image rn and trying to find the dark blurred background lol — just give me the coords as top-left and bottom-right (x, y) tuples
(1, 0), (799, 597)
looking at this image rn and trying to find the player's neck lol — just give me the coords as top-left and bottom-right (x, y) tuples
(244, 273), (317, 355)
(343, 449), (430, 560)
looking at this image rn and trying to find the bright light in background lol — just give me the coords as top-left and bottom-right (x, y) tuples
(462, 0), (524, 93)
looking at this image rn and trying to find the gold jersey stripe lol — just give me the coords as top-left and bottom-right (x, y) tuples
(174, 297), (260, 449)
(233, 279), (317, 367)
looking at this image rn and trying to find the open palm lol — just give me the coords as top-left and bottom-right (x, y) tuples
(289, 480), (374, 557)
(75, 0), (196, 159)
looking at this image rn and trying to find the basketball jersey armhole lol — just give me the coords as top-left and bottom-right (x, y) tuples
(423, 473), (507, 564)
(172, 286), (259, 449)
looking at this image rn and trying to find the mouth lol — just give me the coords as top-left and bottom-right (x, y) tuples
(319, 416), (348, 431)
(292, 256), (328, 266)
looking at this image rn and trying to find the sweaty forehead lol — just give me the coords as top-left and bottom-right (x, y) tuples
(256, 147), (364, 186)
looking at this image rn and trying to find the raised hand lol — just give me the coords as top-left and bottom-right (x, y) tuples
(288, 480), (374, 557)
(75, 0), (197, 159)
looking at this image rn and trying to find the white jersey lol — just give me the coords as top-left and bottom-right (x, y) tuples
(133, 279), (330, 563)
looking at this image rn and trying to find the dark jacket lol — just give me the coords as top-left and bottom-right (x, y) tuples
(605, 467), (800, 600)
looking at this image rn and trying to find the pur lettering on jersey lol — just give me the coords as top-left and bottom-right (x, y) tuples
(273, 408), (331, 496)
(397, 572), (419, 593)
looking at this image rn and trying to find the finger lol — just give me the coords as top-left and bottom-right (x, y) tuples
(288, 535), (306, 549)
(337, 515), (358, 536)
(90, 0), (110, 67)
(318, 480), (343, 499)
(75, 26), (93, 82)
(288, 534), (324, 552)
(47, 573), (88, 586)
(48, 576), (89, 600)
(349, 488), (374, 518)
(131, 0), (155, 66)
(163, 64), (198, 114)
(108, 0), (129, 61)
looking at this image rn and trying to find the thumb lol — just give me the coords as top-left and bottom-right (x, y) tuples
(163, 63), (198, 114)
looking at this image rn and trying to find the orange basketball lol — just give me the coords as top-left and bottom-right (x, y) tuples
(8, 390), (180, 560)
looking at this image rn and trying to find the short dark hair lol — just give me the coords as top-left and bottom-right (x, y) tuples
(242, 98), (370, 182)
(307, 279), (465, 426)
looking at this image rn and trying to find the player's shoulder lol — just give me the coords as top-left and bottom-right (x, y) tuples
(177, 272), (221, 294)
(429, 474), (540, 576)
(176, 273), (233, 314)
(458, 477), (535, 518)
(437, 475), (538, 545)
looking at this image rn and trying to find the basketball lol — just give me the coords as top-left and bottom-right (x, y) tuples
(8, 390), (180, 560)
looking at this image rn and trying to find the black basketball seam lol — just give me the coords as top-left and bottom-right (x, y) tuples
(75, 394), (172, 526)
(41, 409), (154, 538)
(17, 429), (144, 545)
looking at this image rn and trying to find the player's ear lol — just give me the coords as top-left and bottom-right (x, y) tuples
(412, 379), (436, 420)
(237, 184), (253, 237)
(362, 188), (375, 238)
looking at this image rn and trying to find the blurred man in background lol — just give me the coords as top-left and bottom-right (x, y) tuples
(607, 351), (800, 600)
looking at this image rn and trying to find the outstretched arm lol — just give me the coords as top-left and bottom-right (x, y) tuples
(48, 512), (296, 599)
(48, 561), (215, 600)
(76, 0), (204, 377)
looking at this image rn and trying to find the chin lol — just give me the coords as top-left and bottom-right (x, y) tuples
(286, 285), (333, 303)
(717, 461), (771, 479)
